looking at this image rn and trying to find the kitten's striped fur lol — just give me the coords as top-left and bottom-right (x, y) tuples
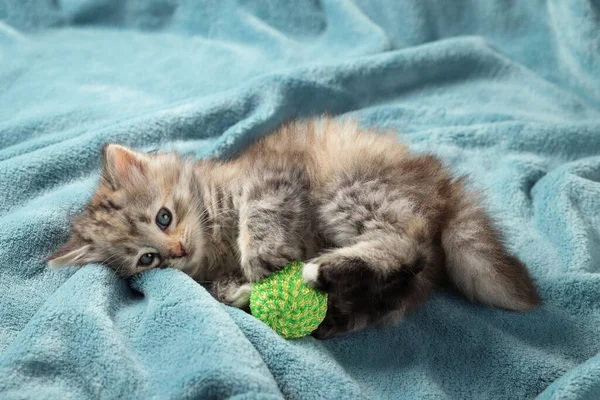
(48, 117), (540, 338)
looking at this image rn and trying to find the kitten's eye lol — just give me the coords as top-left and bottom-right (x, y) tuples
(155, 207), (172, 230)
(138, 253), (158, 267)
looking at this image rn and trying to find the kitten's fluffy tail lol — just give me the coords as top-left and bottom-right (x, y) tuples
(441, 188), (540, 311)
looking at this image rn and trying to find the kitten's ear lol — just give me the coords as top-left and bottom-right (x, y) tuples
(46, 235), (99, 269)
(102, 144), (149, 188)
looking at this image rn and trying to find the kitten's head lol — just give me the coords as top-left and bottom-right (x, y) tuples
(47, 144), (205, 278)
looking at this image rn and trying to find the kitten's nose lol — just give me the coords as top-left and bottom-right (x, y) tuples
(169, 242), (187, 258)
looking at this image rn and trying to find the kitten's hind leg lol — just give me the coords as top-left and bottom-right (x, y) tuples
(304, 232), (443, 338)
(209, 272), (253, 310)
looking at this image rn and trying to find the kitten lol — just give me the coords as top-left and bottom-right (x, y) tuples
(48, 117), (540, 339)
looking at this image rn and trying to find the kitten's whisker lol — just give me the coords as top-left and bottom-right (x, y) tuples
(102, 253), (123, 266)
(114, 255), (130, 277)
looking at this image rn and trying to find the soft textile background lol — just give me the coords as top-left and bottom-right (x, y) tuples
(1, 1), (600, 399)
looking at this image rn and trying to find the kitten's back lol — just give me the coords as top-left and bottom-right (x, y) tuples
(241, 117), (410, 189)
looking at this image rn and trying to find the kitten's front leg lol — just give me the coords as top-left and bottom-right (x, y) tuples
(237, 167), (310, 283)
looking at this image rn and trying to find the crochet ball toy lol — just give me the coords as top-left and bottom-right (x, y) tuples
(249, 261), (328, 339)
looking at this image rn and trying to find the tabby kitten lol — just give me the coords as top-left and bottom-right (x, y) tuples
(48, 117), (540, 338)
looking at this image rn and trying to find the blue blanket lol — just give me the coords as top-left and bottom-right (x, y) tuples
(1, 1), (600, 399)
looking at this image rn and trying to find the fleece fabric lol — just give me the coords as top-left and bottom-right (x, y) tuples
(1, 1), (600, 399)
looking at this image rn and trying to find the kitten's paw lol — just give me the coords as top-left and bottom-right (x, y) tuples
(302, 262), (321, 288)
(312, 321), (347, 340)
(311, 309), (354, 340)
(302, 255), (339, 291)
(303, 254), (375, 294)
(311, 318), (337, 340)
(211, 274), (253, 309)
(228, 283), (253, 309)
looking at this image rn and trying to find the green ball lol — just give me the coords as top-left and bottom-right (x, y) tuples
(250, 261), (328, 339)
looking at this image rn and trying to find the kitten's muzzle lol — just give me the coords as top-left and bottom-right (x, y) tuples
(169, 242), (187, 259)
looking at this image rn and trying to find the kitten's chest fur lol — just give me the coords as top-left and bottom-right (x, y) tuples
(190, 183), (241, 281)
